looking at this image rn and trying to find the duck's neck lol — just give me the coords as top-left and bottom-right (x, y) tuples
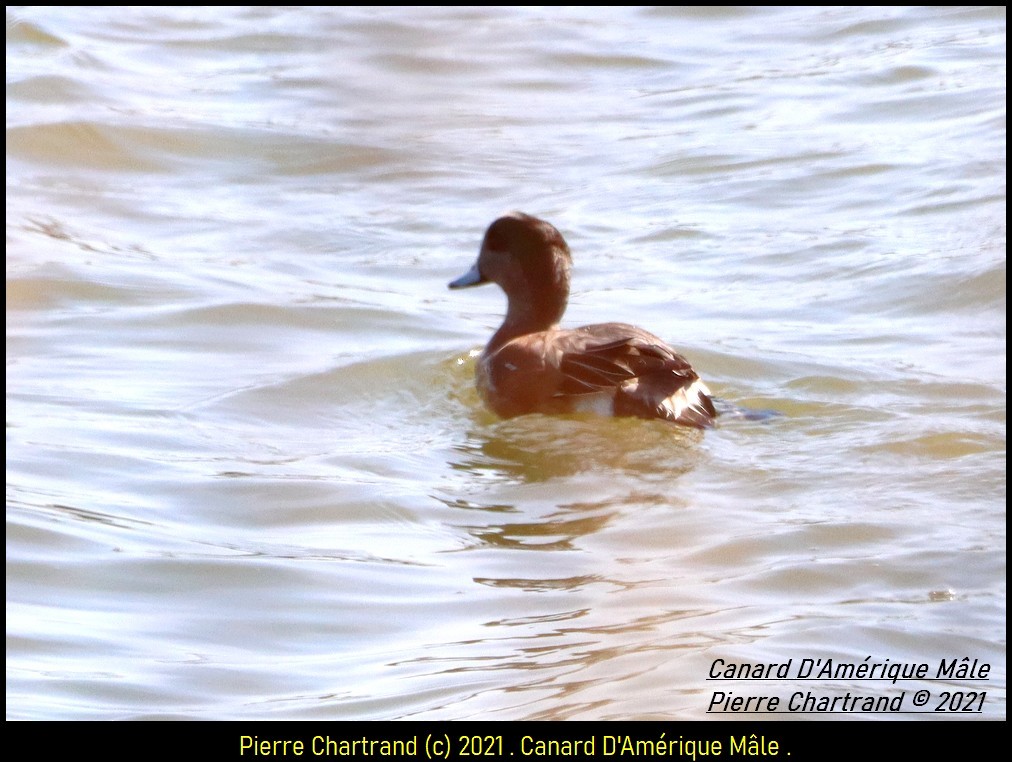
(488, 288), (567, 353)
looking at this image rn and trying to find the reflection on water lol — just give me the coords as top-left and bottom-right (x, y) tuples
(454, 416), (705, 483)
(7, 5), (1005, 719)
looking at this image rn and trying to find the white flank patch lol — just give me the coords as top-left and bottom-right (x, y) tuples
(570, 393), (615, 416)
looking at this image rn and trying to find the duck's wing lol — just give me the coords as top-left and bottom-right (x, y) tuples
(554, 324), (717, 428)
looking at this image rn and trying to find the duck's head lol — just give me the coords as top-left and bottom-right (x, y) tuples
(449, 212), (573, 335)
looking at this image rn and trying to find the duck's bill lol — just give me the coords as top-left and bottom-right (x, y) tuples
(448, 262), (487, 289)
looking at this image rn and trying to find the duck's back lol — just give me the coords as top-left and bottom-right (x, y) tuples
(477, 323), (716, 428)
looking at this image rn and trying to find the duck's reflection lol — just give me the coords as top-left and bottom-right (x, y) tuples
(451, 414), (703, 483)
(442, 414), (702, 557)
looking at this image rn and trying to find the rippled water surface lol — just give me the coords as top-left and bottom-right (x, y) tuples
(6, 6), (1006, 720)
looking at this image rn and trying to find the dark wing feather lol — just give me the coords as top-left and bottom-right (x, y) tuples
(558, 351), (637, 392)
(557, 326), (687, 393)
(555, 324), (716, 427)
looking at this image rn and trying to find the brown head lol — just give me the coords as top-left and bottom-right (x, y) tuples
(449, 212), (573, 348)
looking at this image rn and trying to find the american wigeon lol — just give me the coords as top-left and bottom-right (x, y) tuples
(449, 212), (717, 428)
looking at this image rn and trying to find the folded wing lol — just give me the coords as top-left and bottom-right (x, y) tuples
(555, 324), (716, 428)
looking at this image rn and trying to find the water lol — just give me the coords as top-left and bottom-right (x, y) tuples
(6, 6), (1005, 720)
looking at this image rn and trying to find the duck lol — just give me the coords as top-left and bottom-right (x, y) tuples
(449, 212), (717, 428)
